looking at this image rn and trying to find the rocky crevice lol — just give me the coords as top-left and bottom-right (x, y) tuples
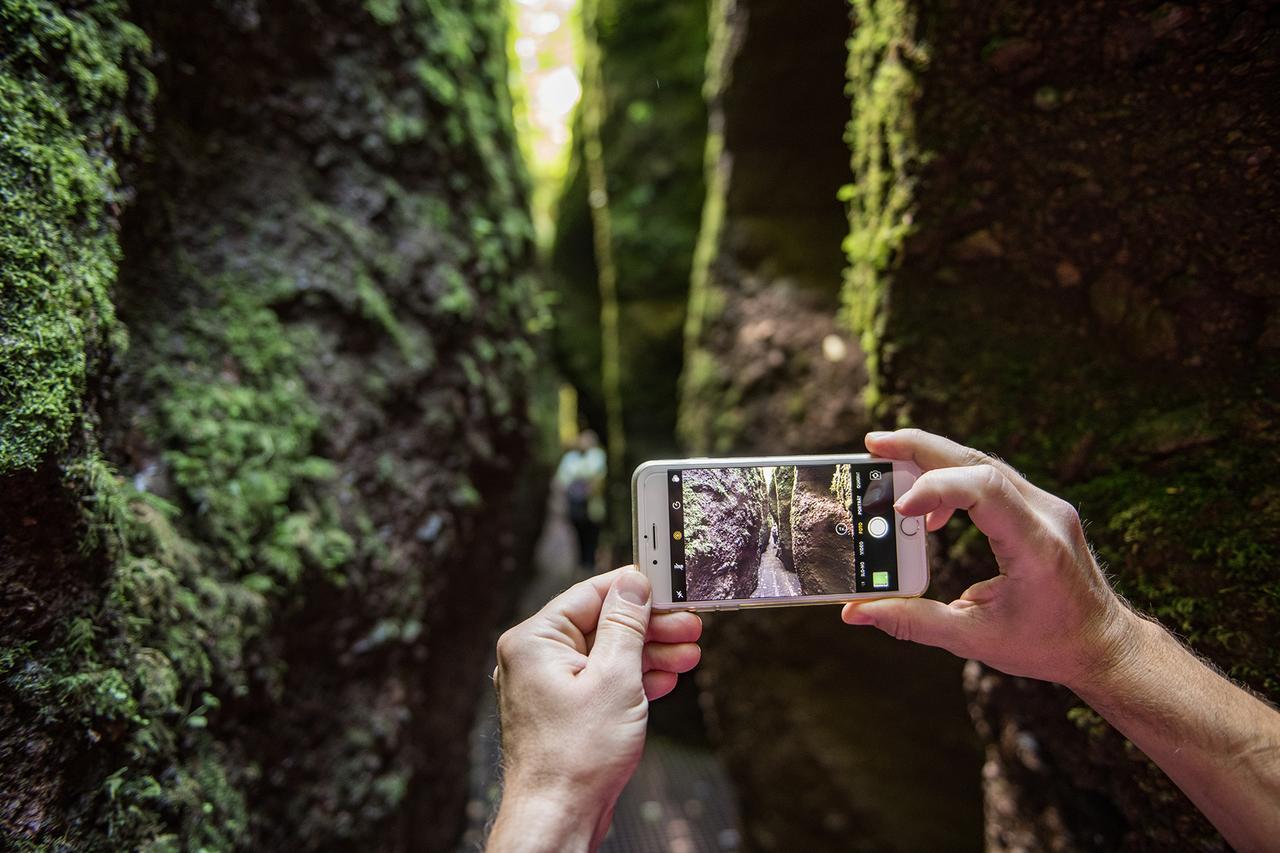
(683, 467), (768, 600)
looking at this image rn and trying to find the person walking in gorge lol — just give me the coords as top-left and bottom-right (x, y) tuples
(555, 429), (608, 572)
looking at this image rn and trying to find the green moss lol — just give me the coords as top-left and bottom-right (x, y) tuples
(674, 0), (736, 454)
(3, 0), (543, 848)
(1076, 435), (1280, 696)
(364, 0), (401, 26)
(0, 0), (153, 472)
(2, 464), (260, 850)
(841, 0), (925, 413)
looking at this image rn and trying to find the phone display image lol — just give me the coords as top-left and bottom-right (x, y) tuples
(667, 462), (898, 602)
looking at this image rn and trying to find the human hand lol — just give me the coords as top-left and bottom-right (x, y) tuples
(843, 429), (1138, 692)
(488, 567), (702, 852)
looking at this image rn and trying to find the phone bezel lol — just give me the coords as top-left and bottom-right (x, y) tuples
(632, 454), (928, 612)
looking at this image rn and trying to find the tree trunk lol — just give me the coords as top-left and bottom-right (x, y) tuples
(0, 2), (545, 850)
(846, 1), (1279, 849)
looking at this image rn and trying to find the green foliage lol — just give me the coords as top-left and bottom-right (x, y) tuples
(0, 0), (153, 472)
(363, 0), (401, 26)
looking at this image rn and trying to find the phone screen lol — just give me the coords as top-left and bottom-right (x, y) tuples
(666, 462), (899, 602)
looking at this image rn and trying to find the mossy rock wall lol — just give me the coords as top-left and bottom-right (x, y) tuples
(548, 0), (708, 549)
(846, 1), (1279, 848)
(679, 0), (870, 457)
(1, 1), (544, 850)
(680, 1), (983, 850)
(547, 127), (608, 440)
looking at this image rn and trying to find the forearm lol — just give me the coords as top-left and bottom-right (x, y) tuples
(1071, 612), (1280, 850)
(485, 781), (610, 853)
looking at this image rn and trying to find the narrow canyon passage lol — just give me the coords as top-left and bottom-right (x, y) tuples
(751, 539), (800, 598)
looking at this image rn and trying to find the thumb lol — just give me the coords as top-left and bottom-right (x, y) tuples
(843, 597), (973, 656)
(589, 568), (652, 679)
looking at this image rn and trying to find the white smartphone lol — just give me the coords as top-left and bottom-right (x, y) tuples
(632, 454), (929, 611)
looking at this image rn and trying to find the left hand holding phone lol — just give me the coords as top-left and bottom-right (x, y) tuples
(487, 567), (702, 853)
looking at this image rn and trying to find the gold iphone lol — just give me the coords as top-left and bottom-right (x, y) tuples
(632, 454), (929, 611)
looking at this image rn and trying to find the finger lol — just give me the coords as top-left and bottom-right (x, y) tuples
(865, 428), (987, 471)
(587, 568), (652, 681)
(643, 642), (702, 674)
(643, 670), (679, 701)
(925, 508), (955, 532)
(647, 611), (703, 644)
(867, 429), (1037, 502)
(841, 597), (977, 658)
(894, 465), (1042, 568)
(587, 608), (700, 653)
(536, 567), (627, 644)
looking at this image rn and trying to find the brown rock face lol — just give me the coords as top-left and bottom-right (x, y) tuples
(679, 1), (984, 849)
(849, 0), (1280, 849)
(789, 466), (855, 595)
(683, 467), (768, 600)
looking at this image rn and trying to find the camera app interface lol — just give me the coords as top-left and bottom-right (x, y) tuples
(667, 463), (898, 602)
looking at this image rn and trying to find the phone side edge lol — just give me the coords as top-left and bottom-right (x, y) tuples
(630, 460), (666, 568)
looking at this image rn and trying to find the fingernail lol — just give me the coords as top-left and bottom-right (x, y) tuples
(616, 570), (650, 606)
(866, 431), (891, 441)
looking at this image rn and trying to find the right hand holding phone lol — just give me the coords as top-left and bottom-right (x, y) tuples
(844, 429), (1140, 693)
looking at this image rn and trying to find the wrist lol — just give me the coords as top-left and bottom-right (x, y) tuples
(487, 775), (611, 853)
(1065, 603), (1153, 703)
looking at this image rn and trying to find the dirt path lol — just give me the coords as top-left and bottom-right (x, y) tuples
(751, 539), (800, 598)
